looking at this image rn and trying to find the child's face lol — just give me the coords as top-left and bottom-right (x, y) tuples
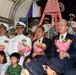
(45, 65), (56, 75)
(0, 55), (4, 64)
(26, 58), (31, 63)
(10, 57), (19, 65)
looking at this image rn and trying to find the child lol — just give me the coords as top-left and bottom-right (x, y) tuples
(0, 51), (8, 75)
(0, 51), (7, 64)
(5, 53), (22, 75)
(23, 55), (33, 67)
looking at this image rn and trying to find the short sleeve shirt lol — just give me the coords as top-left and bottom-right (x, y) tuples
(43, 24), (51, 32)
(6, 64), (22, 75)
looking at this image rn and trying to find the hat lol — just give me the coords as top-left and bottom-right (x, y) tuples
(9, 26), (15, 31)
(0, 22), (9, 31)
(35, 55), (48, 65)
(69, 14), (75, 18)
(47, 58), (64, 73)
(65, 69), (76, 75)
(34, 19), (39, 22)
(15, 21), (26, 28)
(24, 60), (45, 75)
(44, 18), (49, 21)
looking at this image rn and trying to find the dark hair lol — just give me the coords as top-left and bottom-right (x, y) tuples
(36, 26), (45, 31)
(10, 53), (20, 63)
(23, 55), (33, 67)
(0, 51), (7, 64)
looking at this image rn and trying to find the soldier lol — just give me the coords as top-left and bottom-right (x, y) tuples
(0, 22), (9, 63)
(68, 14), (76, 35)
(32, 19), (39, 34)
(7, 21), (32, 66)
(43, 18), (51, 38)
(9, 26), (16, 39)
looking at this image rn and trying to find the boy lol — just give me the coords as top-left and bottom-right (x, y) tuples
(5, 53), (22, 75)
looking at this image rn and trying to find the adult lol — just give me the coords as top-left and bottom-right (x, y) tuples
(9, 26), (16, 39)
(0, 22), (9, 63)
(43, 18), (51, 38)
(32, 19), (39, 34)
(68, 14), (76, 35)
(7, 21), (32, 66)
(51, 19), (76, 74)
(32, 26), (51, 58)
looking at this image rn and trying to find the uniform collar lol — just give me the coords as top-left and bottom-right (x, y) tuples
(9, 35), (15, 38)
(17, 34), (24, 37)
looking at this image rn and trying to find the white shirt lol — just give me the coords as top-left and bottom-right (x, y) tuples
(59, 32), (67, 40)
(9, 35), (15, 39)
(43, 24), (51, 32)
(0, 35), (9, 53)
(0, 35), (10, 63)
(26, 28), (32, 33)
(7, 34), (32, 55)
(37, 37), (43, 43)
(68, 21), (76, 34)
(7, 34), (32, 65)
(0, 63), (9, 75)
(32, 25), (38, 32)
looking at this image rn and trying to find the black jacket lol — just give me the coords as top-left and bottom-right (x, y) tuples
(32, 37), (52, 58)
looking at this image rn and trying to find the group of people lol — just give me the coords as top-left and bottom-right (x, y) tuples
(0, 14), (76, 75)
(31, 18), (52, 38)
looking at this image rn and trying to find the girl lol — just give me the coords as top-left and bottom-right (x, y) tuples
(0, 51), (8, 75)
